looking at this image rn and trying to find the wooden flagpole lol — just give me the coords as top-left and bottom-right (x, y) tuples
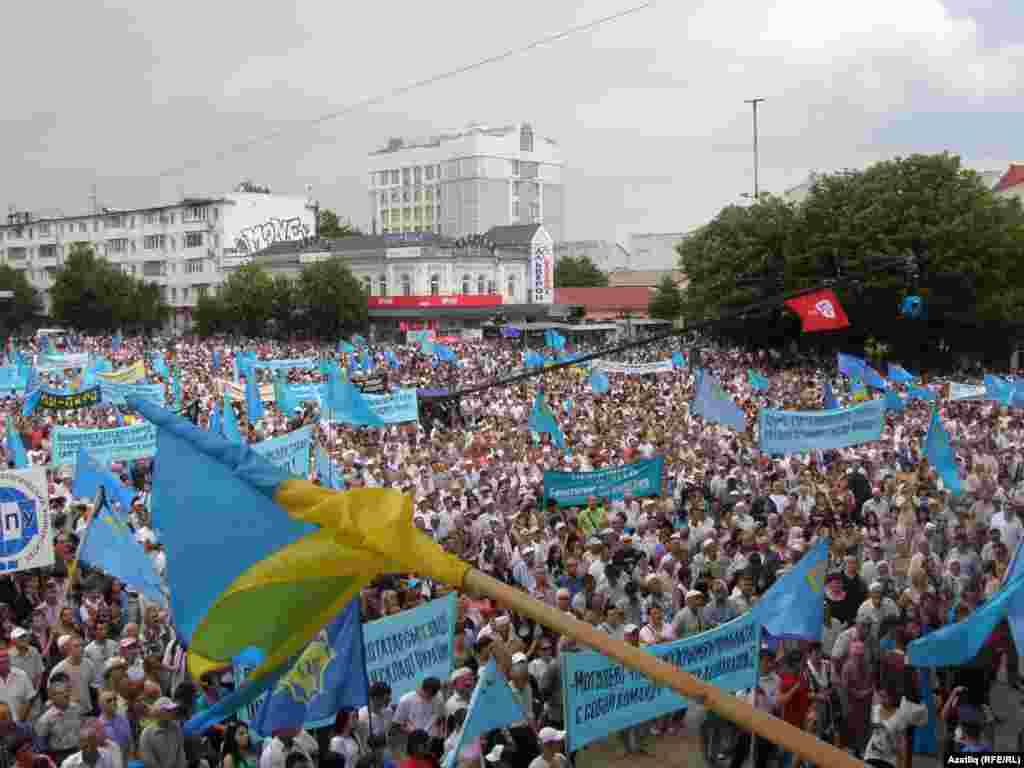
(462, 568), (862, 768)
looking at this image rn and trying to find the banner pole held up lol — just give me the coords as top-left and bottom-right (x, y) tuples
(461, 568), (860, 768)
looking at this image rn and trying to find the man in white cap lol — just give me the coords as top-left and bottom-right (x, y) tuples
(445, 668), (475, 716)
(672, 590), (706, 638)
(49, 636), (94, 714)
(0, 647), (34, 723)
(139, 697), (187, 768)
(529, 727), (567, 768)
(8, 628), (43, 696)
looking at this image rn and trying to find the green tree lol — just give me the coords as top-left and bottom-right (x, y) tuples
(50, 243), (168, 332)
(215, 263), (276, 337)
(318, 208), (362, 238)
(296, 258), (367, 339)
(0, 264), (41, 332)
(269, 275), (298, 336)
(647, 274), (684, 321)
(677, 153), (1024, 364)
(193, 294), (229, 337)
(554, 254), (609, 287)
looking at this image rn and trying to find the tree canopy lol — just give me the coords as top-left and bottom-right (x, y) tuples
(647, 275), (684, 321)
(0, 265), (41, 332)
(50, 243), (169, 332)
(677, 153), (1024, 366)
(318, 208), (362, 238)
(193, 259), (366, 338)
(554, 254), (609, 288)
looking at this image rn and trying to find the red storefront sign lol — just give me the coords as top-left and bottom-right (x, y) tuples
(368, 295), (504, 309)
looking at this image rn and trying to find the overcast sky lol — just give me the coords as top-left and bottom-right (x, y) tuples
(2, 0), (1021, 245)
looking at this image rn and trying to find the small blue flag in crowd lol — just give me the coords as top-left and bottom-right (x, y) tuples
(837, 352), (865, 377)
(924, 406), (961, 496)
(752, 538), (829, 640)
(747, 369), (769, 392)
(4, 418), (27, 468)
(823, 381), (839, 410)
(885, 389), (905, 413)
(590, 369), (610, 395)
(544, 329), (566, 351)
(222, 395), (244, 444)
(529, 389), (565, 449)
(445, 659), (525, 768)
(887, 363), (916, 383)
(693, 370), (746, 432)
(672, 351), (686, 369)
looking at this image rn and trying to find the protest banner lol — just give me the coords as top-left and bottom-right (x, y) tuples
(100, 381), (165, 408)
(250, 358), (317, 371)
(252, 426), (313, 477)
(38, 387), (101, 411)
(0, 367), (28, 392)
(562, 613), (760, 751)
(949, 383), (985, 401)
(51, 423), (157, 468)
(352, 374), (388, 394)
(758, 399), (885, 455)
(0, 468), (54, 574)
(543, 457), (663, 508)
(363, 389), (418, 424)
(97, 360), (146, 384)
(37, 353), (91, 372)
(363, 593), (456, 698)
(289, 384), (324, 404)
(594, 360), (674, 375)
(219, 379), (274, 403)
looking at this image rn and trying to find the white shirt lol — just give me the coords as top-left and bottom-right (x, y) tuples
(259, 732), (317, 768)
(0, 667), (35, 721)
(61, 747), (120, 768)
(394, 690), (444, 734)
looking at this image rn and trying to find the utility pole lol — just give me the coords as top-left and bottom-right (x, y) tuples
(744, 98), (765, 200)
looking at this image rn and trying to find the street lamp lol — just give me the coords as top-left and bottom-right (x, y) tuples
(744, 98), (765, 200)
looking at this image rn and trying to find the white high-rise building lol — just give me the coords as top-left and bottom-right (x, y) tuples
(367, 122), (565, 242)
(0, 186), (316, 331)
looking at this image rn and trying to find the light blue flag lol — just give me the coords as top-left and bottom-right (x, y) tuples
(747, 369), (770, 391)
(21, 389), (41, 417)
(908, 384), (937, 403)
(529, 390), (566, 450)
(172, 368), (183, 410)
(837, 352), (866, 377)
(1005, 541), (1024, 653)
(249, 601), (368, 735)
(95, 357), (113, 374)
(352, 335), (367, 349)
(525, 351), (546, 370)
(445, 659), (526, 768)
(695, 370), (746, 432)
(232, 355), (240, 384)
(985, 374), (1012, 405)
(81, 367), (97, 390)
(751, 538), (828, 640)
(334, 381), (386, 428)
(908, 568), (1024, 668)
(924, 407), (961, 496)
(672, 351), (686, 370)
(823, 381), (839, 410)
(72, 449), (136, 517)
(246, 371), (264, 424)
(209, 404), (221, 437)
(317, 445), (345, 490)
(590, 369), (610, 395)
(4, 419), (27, 468)
(338, 341), (355, 354)
(212, 350), (222, 370)
(222, 394), (243, 444)
(152, 353), (169, 380)
(275, 372), (300, 416)
(359, 349), (373, 372)
(384, 349), (399, 369)
(544, 329), (566, 351)
(111, 332), (122, 354)
(888, 363), (916, 383)
(77, 481), (164, 605)
(885, 389), (906, 413)
(434, 344), (457, 364)
(863, 365), (889, 390)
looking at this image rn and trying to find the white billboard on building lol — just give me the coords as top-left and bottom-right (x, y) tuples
(529, 227), (554, 304)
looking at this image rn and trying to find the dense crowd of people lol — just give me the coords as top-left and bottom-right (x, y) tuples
(0, 331), (1019, 768)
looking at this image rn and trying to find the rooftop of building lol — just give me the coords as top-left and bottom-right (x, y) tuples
(369, 122), (558, 155)
(608, 269), (687, 288)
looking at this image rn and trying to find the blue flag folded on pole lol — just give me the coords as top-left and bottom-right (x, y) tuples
(445, 659), (526, 768)
(222, 394), (243, 444)
(747, 369), (770, 392)
(885, 389), (906, 413)
(111, 332), (122, 354)
(72, 449), (137, 517)
(77, 483), (165, 605)
(317, 445), (345, 490)
(837, 353), (866, 377)
(863, 365), (889, 390)
(212, 350), (221, 370)
(529, 390), (565, 450)
(590, 370), (610, 395)
(544, 330), (566, 351)
(924, 407), (961, 496)
(694, 370), (746, 432)
(672, 351), (686, 369)
(887, 363), (916, 383)
(751, 538), (828, 640)
(985, 374), (1012, 406)
(823, 381), (839, 410)
(908, 385), (937, 403)
(21, 389), (40, 417)
(4, 419), (27, 468)
(246, 371), (264, 424)
(332, 379), (386, 428)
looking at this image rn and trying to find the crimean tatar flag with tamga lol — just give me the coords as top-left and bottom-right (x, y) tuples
(127, 396), (470, 692)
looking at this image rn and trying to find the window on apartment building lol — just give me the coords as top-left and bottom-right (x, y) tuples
(402, 168), (411, 185)
(430, 274), (440, 296)
(424, 188), (433, 202)
(106, 215), (123, 229)
(195, 285), (209, 299)
(37, 223), (49, 236)
(170, 287), (178, 301)
(143, 234), (165, 250)
(424, 165), (434, 181)
(107, 238), (130, 253)
(93, 221), (99, 233)
(7, 248), (26, 261)
(529, 202), (540, 222)
(381, 211), (390, 227)
(425, 207), (433, 221)
(390, 170), (399, 185)
(512, 199), (520, 220)
(413, 208), (422, 222)
(143, 261), (163, 278)
(129, 216), (136, 228)
(414, 188), (422, 203)
(377, 274), (387, 296)
(390, 191), (399, 203)
(379, 192), (387, 205)
(488, 280), (496, 295)
(511, 159), (520, 177)
(521, 161), (538, 178)
(477, 275), (485, 295)
(378, 171), (388, 186)
(159, 285), (168, 300)
(402, 189), (410, 203)
(185, 232), (204, 248)
(461, 274), (471, 294)
(507, 275), (516, 298)
(520, 123), (534, 152)
(79, 222), (87, 233)
(38, 245), (56, 259)
(401, 274), (411, 296)
(186, 258), (203, 274)
(403, 208), (412, 221)
(413, 166), (422, 184)
(27, 228), (33, 239)
(183, 206), (208, 223)
(145, 213), (156, 225)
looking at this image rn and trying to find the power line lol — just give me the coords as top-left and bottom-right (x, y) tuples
(156, 1), (657, 179)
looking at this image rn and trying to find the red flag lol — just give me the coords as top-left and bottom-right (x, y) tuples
(784, 288), (850, 332)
